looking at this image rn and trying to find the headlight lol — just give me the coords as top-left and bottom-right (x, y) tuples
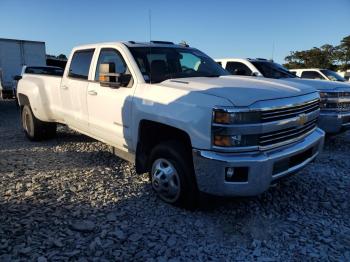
(213, 109), (261, 124)
(319, 91), (350, 111)
(212, 108), (260, 147)
(319, 92), (339, 99)
(320, 91), (350, 99)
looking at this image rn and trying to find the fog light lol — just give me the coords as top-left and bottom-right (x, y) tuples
(226, 167), (235, 179)
(225, 167), (249, 182)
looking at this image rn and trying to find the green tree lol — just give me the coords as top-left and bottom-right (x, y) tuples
(284, 45), (337, 70)
(336, 35), (350, 71)
(57, 54), (68, 60)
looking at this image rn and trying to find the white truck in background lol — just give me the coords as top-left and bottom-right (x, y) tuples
(17, 41), (324, 207)
(290, 68), (350, 83)
(337, 70), (350, 82)
(216, 58), (350, 134)
(0, 38), (46, 99)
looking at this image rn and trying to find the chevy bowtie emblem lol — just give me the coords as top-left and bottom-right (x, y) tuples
(298, 113), (307, 125)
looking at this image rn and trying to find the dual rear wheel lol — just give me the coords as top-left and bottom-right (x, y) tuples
(21, 104), (57, 141)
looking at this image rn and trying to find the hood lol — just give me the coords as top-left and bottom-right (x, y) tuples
(284, 78), (350, 92)
(157, 76), (317, 106)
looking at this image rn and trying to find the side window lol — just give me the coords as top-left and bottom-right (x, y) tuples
(301, 71), (325, 80)
(95, 49), (128, 81)
(226, 62), (252, 76)
(68, 49), (94, 79)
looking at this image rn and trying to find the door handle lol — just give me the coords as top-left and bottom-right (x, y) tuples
(88, 90), (98, 96)
(61, 85), (68, 90)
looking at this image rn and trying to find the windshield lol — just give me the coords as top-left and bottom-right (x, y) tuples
(129, 47), (229, 83)
(320, 69), (346, 82)
(251, 61), (297, 79)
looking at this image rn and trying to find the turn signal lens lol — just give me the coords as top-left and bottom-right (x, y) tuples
(214, 135), (232, 147)
(213, 135), (258, 147)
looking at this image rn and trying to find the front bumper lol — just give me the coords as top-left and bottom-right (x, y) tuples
(318, 111), (350, 133)
(192, 128), (325, 197)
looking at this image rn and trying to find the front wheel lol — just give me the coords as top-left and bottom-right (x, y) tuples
(149, 141), (198, 208)
(21, 104), (57, 141)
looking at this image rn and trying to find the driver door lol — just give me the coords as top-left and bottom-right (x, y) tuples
(87, 48), (135, 150)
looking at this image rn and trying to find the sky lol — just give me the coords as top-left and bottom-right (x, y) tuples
(1, 0), (349, 63)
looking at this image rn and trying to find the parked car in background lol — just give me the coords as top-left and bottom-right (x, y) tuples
(216, 58), (350, 133)
(290, 68), (349, 83)
(13, 66), (64, 99)
(17, 41), (324, 207)
(0, 38), (46, 99)
(337, 70), (350, 82)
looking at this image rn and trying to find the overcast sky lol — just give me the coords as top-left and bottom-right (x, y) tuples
(1, 0), (350, 63)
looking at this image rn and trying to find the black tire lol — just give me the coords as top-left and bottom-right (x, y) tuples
(149, 140), (199, 208)
(21, 104), (57, 141)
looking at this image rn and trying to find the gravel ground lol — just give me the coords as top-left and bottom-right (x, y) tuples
(0, 100), (349, 262)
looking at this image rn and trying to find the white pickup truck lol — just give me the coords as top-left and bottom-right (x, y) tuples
(290, 68), (350, 83)
(17, 41), (324, 207)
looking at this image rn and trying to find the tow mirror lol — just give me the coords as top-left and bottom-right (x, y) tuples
(99, 63), (120, 88)
(99, 63), (132, 88)
(14, 75), (22, 81)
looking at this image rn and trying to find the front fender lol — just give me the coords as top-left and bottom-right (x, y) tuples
(132, 84), (233, 150)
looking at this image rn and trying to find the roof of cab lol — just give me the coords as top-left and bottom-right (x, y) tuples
(289, 68), (326, 71)
(73, 41), (190, 50)
(215, 58), (272, 62)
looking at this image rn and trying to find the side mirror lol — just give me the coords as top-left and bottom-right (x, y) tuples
(99, 63), (120, 88)
(99, 63), (132, 88)
(14, 75), (22, 81)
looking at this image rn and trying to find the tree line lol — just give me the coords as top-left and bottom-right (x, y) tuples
(284, 35), (350, 71)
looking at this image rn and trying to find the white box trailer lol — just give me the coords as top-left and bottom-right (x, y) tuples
(0, 38), (46, 98)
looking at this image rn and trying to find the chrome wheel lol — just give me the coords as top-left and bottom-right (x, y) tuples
(151, 158), (181, 203)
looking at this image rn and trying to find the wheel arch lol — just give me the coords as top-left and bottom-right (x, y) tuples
(17, 79), (52, 122)
(135, 119), (193, 174)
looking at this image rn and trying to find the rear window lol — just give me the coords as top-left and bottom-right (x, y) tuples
(68, 49), (94, 79)
(25, 67), (63, 76)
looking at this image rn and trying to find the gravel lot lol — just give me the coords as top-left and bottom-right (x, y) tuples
(0, 100), (349, 261)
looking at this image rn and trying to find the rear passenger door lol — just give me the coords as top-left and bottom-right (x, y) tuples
(60, 49), (95, 133)
(301, 70), (325, 80)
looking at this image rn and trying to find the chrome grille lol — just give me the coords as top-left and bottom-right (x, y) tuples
(259, 118), (318, 147)
(261, 99), (320, 122)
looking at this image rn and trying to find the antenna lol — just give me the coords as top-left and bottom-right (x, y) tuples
(271, 41), (275, 61)
(149, 9), (152, 41)
(149, 9), (152, 83)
